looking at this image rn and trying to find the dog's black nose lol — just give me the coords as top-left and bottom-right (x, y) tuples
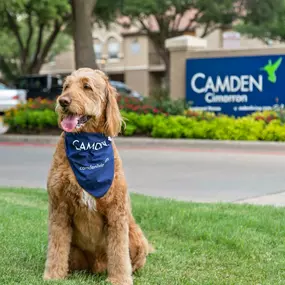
(59, 96), (72, 107)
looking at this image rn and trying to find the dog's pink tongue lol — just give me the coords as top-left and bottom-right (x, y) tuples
(61, 115), (80, 132)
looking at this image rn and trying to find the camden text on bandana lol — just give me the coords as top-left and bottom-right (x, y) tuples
(65, 132), (114, 198)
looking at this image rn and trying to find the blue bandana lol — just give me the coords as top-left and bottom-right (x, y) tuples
(64, 132), (114, 198)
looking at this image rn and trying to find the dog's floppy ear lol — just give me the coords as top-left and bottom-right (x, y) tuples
(104, 77), (123, 137)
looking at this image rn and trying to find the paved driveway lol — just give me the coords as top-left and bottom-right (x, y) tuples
(1, 143), (285, 203)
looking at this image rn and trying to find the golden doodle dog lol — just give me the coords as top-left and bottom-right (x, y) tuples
(43, 68), (153, 285)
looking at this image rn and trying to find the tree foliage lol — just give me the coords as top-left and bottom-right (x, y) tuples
(236, 0), (285, 44)
(121, 0), (240, 79)
(0, 0), (71, 81)
(0, 28), (71, 82)
(0, 0), (120, 81)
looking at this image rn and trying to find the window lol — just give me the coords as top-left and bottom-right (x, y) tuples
(30, 77), (48, 89)
(131, 39), (140, 54)
(93, 39), (102, 59)
(16, 76), (47, 90)
(107, 37), (120, 59)
(51, 77), (63, 88)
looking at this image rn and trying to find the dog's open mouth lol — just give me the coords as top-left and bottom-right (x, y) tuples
(61, 114), (91, 132)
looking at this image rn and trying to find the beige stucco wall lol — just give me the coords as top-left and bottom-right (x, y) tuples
(168, 50), (188, 100)
(123, 35), (149, 67)
(125, 70), (149, 96)
(196, 26), (283, 50)
(41, 48), (75, 75)
(196, 27), (222, 49)
(167, 42), (285, 100)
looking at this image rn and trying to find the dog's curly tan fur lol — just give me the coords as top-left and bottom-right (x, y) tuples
(43, 68), (153, 285)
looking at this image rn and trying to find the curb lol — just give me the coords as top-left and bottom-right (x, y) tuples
(2, 134), (285, 151)
(0, 134), (59, 144)
(235, 191), (285, 207)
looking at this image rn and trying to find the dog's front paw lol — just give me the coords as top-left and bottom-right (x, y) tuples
(43, 270), (67, 281)
(107, 276), (133, 285)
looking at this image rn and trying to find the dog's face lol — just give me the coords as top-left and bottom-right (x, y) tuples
(56, 68), (122, 137)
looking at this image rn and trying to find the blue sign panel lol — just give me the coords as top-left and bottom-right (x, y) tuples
(185, 54), (285, 116)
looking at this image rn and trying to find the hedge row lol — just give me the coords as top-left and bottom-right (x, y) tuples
(122, 111), (285, 141)
(4, 108), (285, 141)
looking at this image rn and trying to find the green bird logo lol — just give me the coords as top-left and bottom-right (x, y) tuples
(260, 57), (283, 83)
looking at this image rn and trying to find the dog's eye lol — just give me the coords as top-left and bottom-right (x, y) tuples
(63, 84), (69, 90)
(84, 83), (92, 90)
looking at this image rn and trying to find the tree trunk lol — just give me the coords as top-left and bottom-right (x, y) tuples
(71, 0), (98, 69)
(163, 52), (170, 91)
(149, 34), (171, 91)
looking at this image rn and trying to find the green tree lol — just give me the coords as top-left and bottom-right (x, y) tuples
(0, 0), (71, 81)
(121, 0), (240, 84)
(71, 0), (97, 69)
(235, 0), (285, 45)
(0, 0), (120, 81)
(71, 0), (123, 69)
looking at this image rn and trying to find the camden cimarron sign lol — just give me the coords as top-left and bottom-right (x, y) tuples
(185, 54), (285, 116)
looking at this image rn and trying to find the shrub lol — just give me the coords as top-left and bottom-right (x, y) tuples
(122, 124), (137, 136)
(21, 98), (56, 111)
(153, 98), (187, 116)
(261, 120), (285, 141)
(211, 117), (265, 141)
(185, 110), (218, 121)
(145, 87), (188, 116)
(121, 111), (156, 136)
(9, 94), (186, 119)
(151, 116), (186, 138)
(148, 87), (169, 103)
(251, 110), (278, 124)
(5, 98), (285, 141)
(146, 90), (187, 116)
(151, 115), (265, 141)
(273, 106), (285, 124)
(117, 96), (164, 115)
(4, 109), (58, 133)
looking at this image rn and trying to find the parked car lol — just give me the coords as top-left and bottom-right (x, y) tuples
(13, 75), (143, 102)
(0, 83), (27, 113)
(15, 74), (63, 100)
(110, 81), (144, 101)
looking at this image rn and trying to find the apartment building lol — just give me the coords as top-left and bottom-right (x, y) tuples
(41, 19), (276, 97)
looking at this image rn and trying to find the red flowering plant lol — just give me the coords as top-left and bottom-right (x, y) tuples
(117, 95), (165, 115)
(18, 97), (56, 111)
(4, 97), (56, 124)
(4, 97), (58, 133)
(251, 111), (278, 124)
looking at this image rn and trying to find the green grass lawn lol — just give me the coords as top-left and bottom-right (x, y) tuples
(1, 188), (285, 285)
